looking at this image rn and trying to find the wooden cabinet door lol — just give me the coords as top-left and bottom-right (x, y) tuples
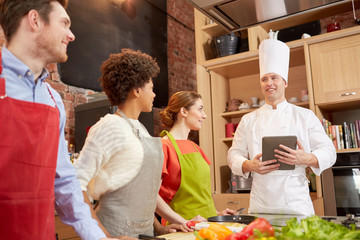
(212, 193), (250, 214)
(309, 34), (360, 105)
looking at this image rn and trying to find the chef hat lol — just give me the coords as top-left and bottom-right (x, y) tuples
(259, 35), (290, 83)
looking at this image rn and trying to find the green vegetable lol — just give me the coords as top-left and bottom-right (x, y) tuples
(277, 216), (360, 240)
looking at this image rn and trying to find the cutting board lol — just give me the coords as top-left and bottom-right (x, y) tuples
(160, 221), (246, 240)
(160, 232), (195, 240)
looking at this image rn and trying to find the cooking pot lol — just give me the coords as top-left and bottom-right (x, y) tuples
(230, 173), (252, 193)
(207, 215), (256, 224)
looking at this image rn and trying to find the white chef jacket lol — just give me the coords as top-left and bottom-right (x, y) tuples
(227, 100), (336, 215)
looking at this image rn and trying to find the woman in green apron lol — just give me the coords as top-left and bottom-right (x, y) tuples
(157, 91), (236, 225)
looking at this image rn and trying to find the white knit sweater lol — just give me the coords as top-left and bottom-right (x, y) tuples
(75, 114), (150, 200)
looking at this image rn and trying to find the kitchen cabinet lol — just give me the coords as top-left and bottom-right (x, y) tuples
(213, 193), (250, 214)
(306, 31), (360, 215)
(194, 7), (360, 216)
(305, 28), (360, 153)
(309, 33), (360, 106)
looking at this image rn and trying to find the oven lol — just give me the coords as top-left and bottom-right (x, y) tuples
(322, 151), (360, 216)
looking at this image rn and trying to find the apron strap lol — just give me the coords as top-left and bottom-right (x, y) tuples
(0, 77), (6, 99)
(160, 130), (187, 162)
(189, 141), (199, 153)
(0, 50), (6, 99)
(45, 83), (57, 107)
(116, 109), (141, 139)
(0, 49), (3, 74)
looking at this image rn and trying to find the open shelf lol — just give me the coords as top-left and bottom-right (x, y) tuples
(201, 22), (228, 37)
(317, 99), (360, 113)
(222, 137), (234, 142)
(221, 109), (253, 119)
(203, 25), (360, 77)
(204, 45), (306, 79)
(221, 101), (310, 119)
(337, 148), (360, 154)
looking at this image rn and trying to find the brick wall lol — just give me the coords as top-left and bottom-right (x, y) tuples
(154, 0), (197, 140)
(44, 63), (96, 144)
(320, 8), (360, 33)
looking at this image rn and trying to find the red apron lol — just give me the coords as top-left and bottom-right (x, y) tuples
(0, 51), (59, 239)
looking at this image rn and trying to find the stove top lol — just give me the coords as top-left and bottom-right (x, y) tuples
(322, 214), (360, 229)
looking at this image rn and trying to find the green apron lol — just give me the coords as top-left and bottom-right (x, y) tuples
(162, 130), (217, 220)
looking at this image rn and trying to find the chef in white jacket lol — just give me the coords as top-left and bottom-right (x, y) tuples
(227, 35), (336, 215)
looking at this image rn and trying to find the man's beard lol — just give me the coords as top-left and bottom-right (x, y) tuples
(35, 34), (68, 64)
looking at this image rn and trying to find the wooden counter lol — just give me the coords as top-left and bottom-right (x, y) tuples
(55, 215), (81, 240)
(160, 232), (195, 240)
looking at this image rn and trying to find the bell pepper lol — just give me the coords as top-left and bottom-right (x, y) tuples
(194, 223), (233, 240)
(208, 222), (233, 239)
(195, 228), (219, 240)
(224, 232), (244, 240)
(257, 237), (277, 240)
(225, 218), (274, 240)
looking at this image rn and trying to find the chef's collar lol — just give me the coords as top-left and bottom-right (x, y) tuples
(263, 99), (288, 110)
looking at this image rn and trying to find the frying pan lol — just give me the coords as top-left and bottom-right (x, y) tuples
(207, 215), (256, 224)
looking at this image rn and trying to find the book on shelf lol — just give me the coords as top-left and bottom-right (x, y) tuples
(339, 125), (344, 150)
(350, 122), (358, 148)
(331, 125), (337, 149)
(343, 122), (350, 149)
(322, 119), (360, 150)
(335, 125), (341, 150)
(355, 120), (360, 147)
(322, 119), (332, 140)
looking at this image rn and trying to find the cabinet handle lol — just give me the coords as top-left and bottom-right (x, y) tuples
(340, 92), (356, 97)
(227, 201), (240, 204)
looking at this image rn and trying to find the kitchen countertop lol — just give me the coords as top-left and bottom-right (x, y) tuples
(160, 214), (302, 240)
(159, 214), (360, 240)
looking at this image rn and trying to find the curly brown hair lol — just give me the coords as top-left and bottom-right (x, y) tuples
(0, 0), (68, 42)
(160, 91), (202, 128)
(99, 49), (160, 106)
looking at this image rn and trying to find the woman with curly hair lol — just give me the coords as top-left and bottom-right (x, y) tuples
(75, 49), (183, 238)
(157, 91), (236, 225)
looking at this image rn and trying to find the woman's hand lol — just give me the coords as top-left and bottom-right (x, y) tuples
(157, 223), (191, 234)
(190, 215), (207, 222)
(217, 208), (236, 216)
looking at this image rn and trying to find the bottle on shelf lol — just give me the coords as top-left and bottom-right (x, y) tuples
(68, 144), (75, 163)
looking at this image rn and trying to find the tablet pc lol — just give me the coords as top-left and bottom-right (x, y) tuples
(262, 136), (297, 170)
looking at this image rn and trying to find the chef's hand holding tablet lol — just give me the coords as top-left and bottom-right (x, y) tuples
(275, 140), (320, 168)
(242, 152), (280, 175)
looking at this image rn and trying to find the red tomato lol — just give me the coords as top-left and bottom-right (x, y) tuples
(186, 221), (201, 229)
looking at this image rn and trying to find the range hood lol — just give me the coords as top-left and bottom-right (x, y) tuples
(189, 0), (352, 32)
